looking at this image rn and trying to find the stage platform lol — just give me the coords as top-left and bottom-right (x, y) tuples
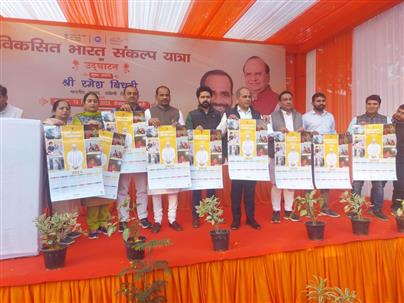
(1, 201), (403, 303)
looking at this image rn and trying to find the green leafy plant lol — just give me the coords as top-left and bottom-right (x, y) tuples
(195, 195), (224, 232)
(395, 199), (404, 217)
(118, 259), (171, 303)
(33, 212), (80, 249)
(306, 276), (360, 303)
(306, 276), (335, 303)
(107, 197), (170, 252)
(294, 190), (324, 224)
(339, 191), (370, 220)
(106, 197), (172, 303)
(332, 287), (360, 303)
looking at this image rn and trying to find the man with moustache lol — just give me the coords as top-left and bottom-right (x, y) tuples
(116, 85), (151, 231)
(269, 91), (303, 223)
(303, 92), (339, 217)
(243, 56), (278, 115)
(145, 85), (185, 233)
(200, 70), (234, 113)
(217, 87), (262, 230)
(186, 86), (222, 227)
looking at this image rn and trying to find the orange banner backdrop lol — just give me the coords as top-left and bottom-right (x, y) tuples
(1, 238), (403, 303)
(316, 30), (353, 133)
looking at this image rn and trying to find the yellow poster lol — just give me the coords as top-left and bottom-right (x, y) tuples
(193, 129), (210, 168)
(61, 125), (87, 171)
(158, 126), (177, 165)
(239, 119), (256, 158)
(324, 134), (339, 168)
(98, 130), (113, 171)
(114, 111), (134, 148)
(285, 132), (300, 168)
(365, 124), (383, 160)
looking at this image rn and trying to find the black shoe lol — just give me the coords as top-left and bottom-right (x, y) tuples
(97, 226), (108, 235)
(67, 231), (81, 239)
(60, 237), (75, 246)
(139, 218), (152, 229)
(246, 219), (261, 230)
(88, 232), (98, 240)
(169, 221), (183, 231)
(284, 211), (301, 222)
(230, 220), (240, 230)
(119, 221), (128, 233)
(152, 222), (161, 233)
(192, 218), (201, 228)
(271, 211), (281, 223)
(320, 208), (340, 218)
(369, 209), (388, 221)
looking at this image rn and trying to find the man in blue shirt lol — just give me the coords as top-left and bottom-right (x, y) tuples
(303, 92), (339, 217)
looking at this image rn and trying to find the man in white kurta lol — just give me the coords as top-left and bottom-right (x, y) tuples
(162, 142), (175, 165)
(242, 134), (254, 158)
(67, 144), (84, 170)
(367, 139), (381, 159)
(195, 145), (209, 167)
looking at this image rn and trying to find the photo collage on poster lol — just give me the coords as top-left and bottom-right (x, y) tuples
(352, 124), (397, 181)
(188, 129), (223, 190)
(146, 125), (191, 190)
(274, 131), (313, 189)
(102, 110), (147, 173)
(312, 133), (352, 189)
(44, 124), (104, 201)
(227, 119), (269, 181)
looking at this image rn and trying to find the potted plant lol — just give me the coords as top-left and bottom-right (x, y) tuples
(339, 191), (371, 235)
(306, 276), (359, 303)
(108, 198), (170, 261)
(118, 258), (171, 303)
(394, 199), (404, 233)
(295, 190), (325, 240)
(195, 195), (229, 251)
(33, 212), (80, 270)
(306, 276), (335, 303)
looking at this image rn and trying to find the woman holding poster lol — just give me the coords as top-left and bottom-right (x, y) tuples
(43, 100), (81, 245)
(73, 92), (111, 240)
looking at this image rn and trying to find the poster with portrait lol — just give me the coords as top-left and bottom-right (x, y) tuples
(313, 134), (351, 189)
(189, 129), (223, 190)
(352, 124), (396, 180)
(101, 110), (147, 173)
(146, 125), (191, 190)
(228, 119), (269, 181)
(97, 130), (126, 199)
(274, 131), (313, 189)
(44, 124), (104, 202)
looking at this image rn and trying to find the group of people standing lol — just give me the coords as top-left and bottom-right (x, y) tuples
(1, 82), (403, 242)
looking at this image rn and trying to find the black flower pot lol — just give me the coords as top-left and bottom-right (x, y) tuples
(125, 236), (146, 261)
(42, 246), (67, 270)
(396, 217), (404, 233)
(304, 221), (325, 240)
(210, 230), (230, 251)
(351, 217), (370, 235)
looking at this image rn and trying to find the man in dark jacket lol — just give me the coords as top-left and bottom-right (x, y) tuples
(186, 86), (222, 228)
(217, 87), (262, 230)
(392, 104), (404, 213)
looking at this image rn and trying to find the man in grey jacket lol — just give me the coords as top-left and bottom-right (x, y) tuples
(269, 91), (303, 223)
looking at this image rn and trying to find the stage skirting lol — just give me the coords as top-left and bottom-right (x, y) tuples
(1, 238), (403, 303)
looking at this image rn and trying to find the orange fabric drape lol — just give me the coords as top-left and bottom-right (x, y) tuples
(2, 238), (403, 303)
(316, 30), (352, 133)
(58, 0), (128, 28)
(286, 52), (306, 113)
